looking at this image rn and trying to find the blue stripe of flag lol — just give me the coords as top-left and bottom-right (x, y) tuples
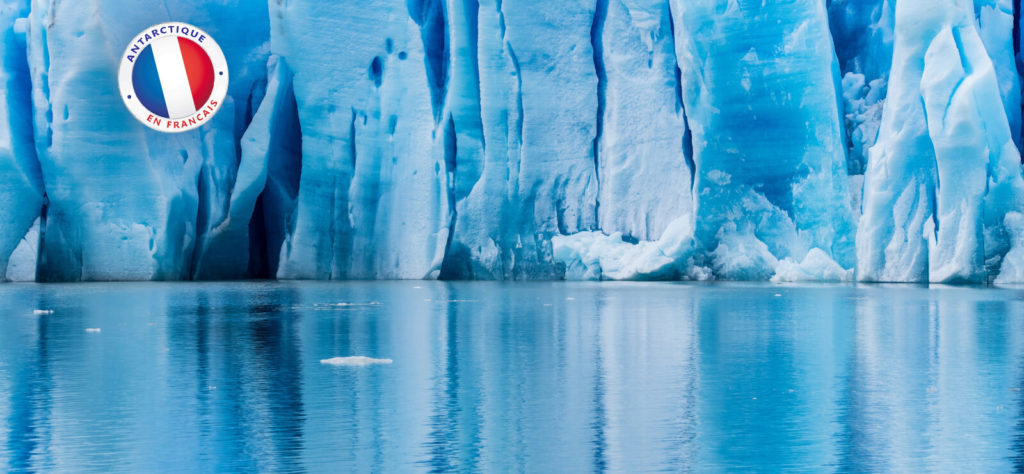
(132, 45), (169, 119)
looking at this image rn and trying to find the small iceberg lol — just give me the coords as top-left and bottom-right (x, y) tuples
(33, 309), (54, 315)
(312, 302), (382, 311)
(85, 328), (101, 333)
(320, 356), (393, 366)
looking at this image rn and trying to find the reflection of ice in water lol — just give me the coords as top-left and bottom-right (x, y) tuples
(85, 328), (101, 333)
(320, 356), (393, 366)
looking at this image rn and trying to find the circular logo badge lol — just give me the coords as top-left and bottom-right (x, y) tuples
(118, 22), (228, 133)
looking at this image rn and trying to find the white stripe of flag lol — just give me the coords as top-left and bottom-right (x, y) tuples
(151, 35), (198, 119)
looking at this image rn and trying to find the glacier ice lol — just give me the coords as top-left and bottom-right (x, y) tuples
(19, 0), (268, 281)
(269, 0), (451, 280)
(5, 217), (38, 281)
(669, 0), (856, 279)
(996, 212), (1024, 284)
(441, 0), (600, 280)
(0, 0), (1024, 283)
(0, 0), (42, 282)
(592, 0), (692, 245)
(771, 248), (854, 283)
(857, 0), (1024, 283)
(974, 0), (1021, 149)
(191, 55), (299, 280)
(552, 216), (696, 281)
(829, 0), (894, 175)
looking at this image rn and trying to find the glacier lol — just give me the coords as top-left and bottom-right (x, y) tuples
(0, 0), (42, 282)
(857, 0), (1024, 283)
(0, 0), (1023, 283)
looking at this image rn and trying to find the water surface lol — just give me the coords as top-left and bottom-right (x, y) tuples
(1, 281), (1023, 471)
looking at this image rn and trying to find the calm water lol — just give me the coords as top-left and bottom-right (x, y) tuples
(1, 281), (1024, 472)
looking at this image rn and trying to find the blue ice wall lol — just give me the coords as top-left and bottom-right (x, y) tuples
(442, 0), (601, 280)
(670, 0), (855, 279)
(1, 0), (1024, 283)
(828, 0), (894, 175)
(20, 0), (267, 281)
(857, 0), (1024, 283)
(0, 0), (42, 281)
(268, 0), (451, 280)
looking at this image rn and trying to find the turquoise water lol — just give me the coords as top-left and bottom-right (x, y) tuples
(1, 281), (1023, 472)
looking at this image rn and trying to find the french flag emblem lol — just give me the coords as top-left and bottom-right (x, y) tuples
(119, 22), (228, 133)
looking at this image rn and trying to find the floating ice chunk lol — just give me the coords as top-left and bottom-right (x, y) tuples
(771, 248), (854, 282)
(32, 309), (52, 315)
(85, 328), (101, 333)
(320, 356), (393, 366)
(312, 302), (383, 311)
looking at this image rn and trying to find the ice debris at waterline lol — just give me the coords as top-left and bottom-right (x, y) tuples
(320, 356), (394, 367)
(1, 0), (1024, 284)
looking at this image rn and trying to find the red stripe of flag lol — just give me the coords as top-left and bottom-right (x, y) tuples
(177, 37), (216, 111)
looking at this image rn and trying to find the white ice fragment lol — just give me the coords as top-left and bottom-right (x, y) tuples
(771, 248), (853, 282)
(33, 309), (53, 315)
(320, 356), (393, 366)
(312, 302), (382, 311)
(85, 328), (101, 333)
(554, 216), (696, 280)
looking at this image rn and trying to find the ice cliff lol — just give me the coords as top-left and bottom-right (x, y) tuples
(1, 0), (1024, 283)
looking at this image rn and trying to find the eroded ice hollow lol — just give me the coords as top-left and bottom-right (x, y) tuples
(0, 0), (1023, 283)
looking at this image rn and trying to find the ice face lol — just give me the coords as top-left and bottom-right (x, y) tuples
(593, 0), (692, 244)
(1, 0), (1024, 283)
(857, 0), (1024, 283)
(0, 0), (42, 281)
(828, 0), (894, 175)
(19, 0), (268, 281)
(670, 0), (856, 279)
(973, 0), (1021, 149)
(441, 0), (601, 280)
(191, 55), (299, 280)
(269, 0), (452, 280)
